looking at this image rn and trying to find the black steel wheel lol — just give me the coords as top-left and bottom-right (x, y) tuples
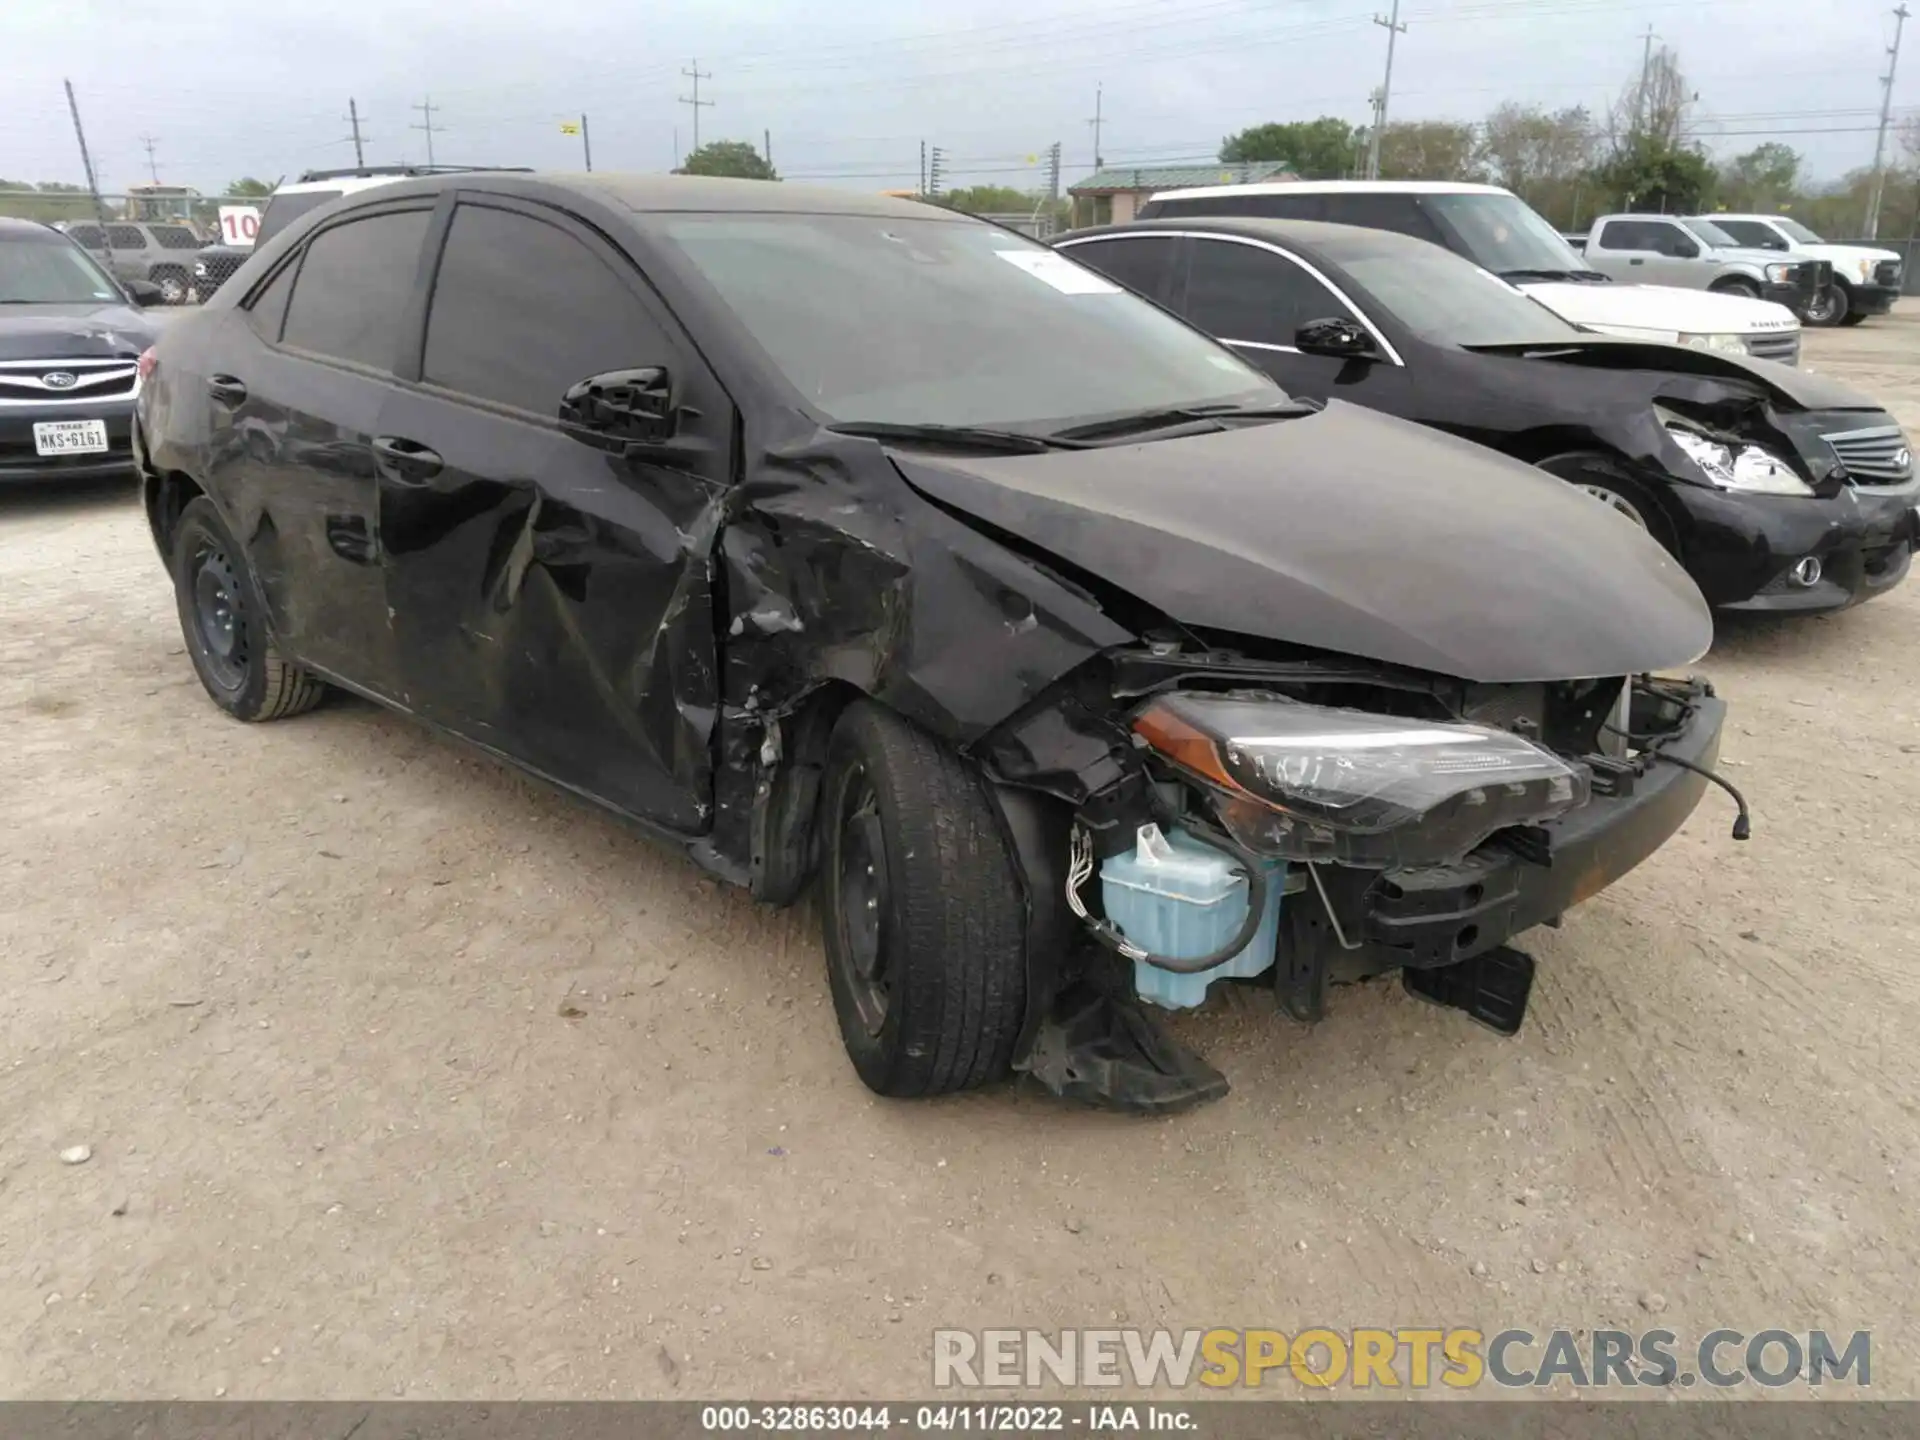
(818, 701), (1027, 1098)
(171, 496), (328, 722)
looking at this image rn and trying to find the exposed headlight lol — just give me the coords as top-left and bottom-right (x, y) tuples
(1763, 263), (1797, 284)
(1858, 258), (1876, 281)
(1133, 693), (1589, 868)
(1678, 332), (1750, 356)
(1664, 424), (1813, 496)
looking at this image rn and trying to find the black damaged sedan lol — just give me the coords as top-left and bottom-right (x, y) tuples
(1057, 217), (1918, 614)
(137, 175), (1737, 1109)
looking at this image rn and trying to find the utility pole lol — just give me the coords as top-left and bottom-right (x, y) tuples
(1867, 4), (1912, 238)
(679, 60), (714, 159)
(346, 98), (366, 168)
(1087, 82), (1105, 167)
(1634, 25), (1657, 137)
(582, 114), (594, 171)
(1046, 140), (1062, 202)
(928, 146), (947, 199)
(1365, 0), (1407, 180)
(411, 96), (444, 166)
(139, 135), (160, 184)
(62, 80), (109, 240)
(764, 128), (773, 171)
(920, 139), (927, 195)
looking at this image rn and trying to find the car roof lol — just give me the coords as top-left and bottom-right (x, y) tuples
(1057, 215), (1455, 265)
(321, 171), (972, 221)
(0, 216), (65, 236)
(1146, 178), (1511, 203)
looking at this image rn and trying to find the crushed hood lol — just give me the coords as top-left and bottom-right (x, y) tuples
(1519, 279), (1800, 337)
(0, 303), (157, 362)
(893, 402), (1712, 684)
(1468, 336), (1879, 412)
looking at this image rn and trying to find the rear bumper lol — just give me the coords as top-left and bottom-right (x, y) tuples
(1284, 685), (1723, 1005)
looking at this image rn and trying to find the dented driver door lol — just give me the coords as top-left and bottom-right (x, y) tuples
(374, 196), (731, 833)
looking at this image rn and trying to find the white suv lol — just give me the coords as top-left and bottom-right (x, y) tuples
(1136, 180), (1806, 365)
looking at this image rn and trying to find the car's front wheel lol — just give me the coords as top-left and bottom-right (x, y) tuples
(1805, 283), (1850, 327)
(818, 701), (1027, 1098)
(1535, 452), (1677, 554)
(151, 267), (189, 305)
(171, 496), (327, 722)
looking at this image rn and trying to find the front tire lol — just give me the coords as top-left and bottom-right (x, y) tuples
(151, 267), (189, 305)
(1806, 283), (1850, 327)
(1711, 278), (1760, 301)
(818, 701), (1027, 1098)
(171, 496), (327, 722)
(1535, 452), (1677, 554)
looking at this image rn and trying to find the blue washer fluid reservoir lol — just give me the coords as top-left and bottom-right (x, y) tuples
(1099, 823), (1285, 1010)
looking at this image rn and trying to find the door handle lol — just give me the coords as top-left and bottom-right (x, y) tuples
(207, 374), (248, 406)
(1628, 257), (1645, 266)
(372, 435), (444, 483)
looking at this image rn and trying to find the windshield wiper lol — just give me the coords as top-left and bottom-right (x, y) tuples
(1499, 267), (1610, 284)
(825, 420), (1081, 454)
(1048, 399), (1311, 443)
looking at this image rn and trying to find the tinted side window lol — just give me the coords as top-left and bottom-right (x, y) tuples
(245, 259), (298, 341)
(106, 225), (147, 250)
(1597, 220), (1680, 252)
(1181, 238), (1356, 347)
(1318, 194), (1443, 243)
(154, 226), (201, 250)
(67, 225), (105, 249)
(281, 209), (431, 369)
(1148, 193), (1325, 221)
(1058, 236), (1176, 302)
(422, 203), (673, 416)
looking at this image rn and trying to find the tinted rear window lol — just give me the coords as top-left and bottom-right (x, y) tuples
(280, 209), (430, 369)
(256, 189), (345, 247)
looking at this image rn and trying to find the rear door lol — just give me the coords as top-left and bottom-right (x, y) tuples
(1590, 219), (1693, 285)
(204, 201), (434, 695)
(1052, 233), (1180, 306)
(373, 194), (732, 830)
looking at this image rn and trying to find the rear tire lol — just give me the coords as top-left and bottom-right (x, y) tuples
(171, 496), (327, 722)
(1806, 283), (1850, 327)
(818, 701), (1027, 1098)
(1711, 278), (1760, 301)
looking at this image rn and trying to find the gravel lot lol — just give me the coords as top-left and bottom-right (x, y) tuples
(4, 315), (1919, 1401)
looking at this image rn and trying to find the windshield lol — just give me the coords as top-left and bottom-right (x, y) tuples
(1681, 217), (1741, 248)
(1775, 218), (1825, 244)
(254, 189), (344, 247)
(654, 213), (1280, 428)
(1334, 243), (1581, 347)
(1423, 192), (1595, 278)
(0, 230), (124, 304)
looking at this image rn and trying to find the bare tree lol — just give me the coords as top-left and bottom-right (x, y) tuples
(1477, 103), (1598, 227)
(1609, 44), (1696, 149)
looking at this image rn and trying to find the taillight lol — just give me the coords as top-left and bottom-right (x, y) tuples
(136, 346), (158, 382)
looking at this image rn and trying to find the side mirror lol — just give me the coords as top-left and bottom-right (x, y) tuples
(1672, 238), (1700, 259)
(559, 367), (676, 443)
(124, 278), (165, 307)
(1295, 317), (1377, 360)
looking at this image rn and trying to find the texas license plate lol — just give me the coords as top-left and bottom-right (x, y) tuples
(33, 419), (110, 456)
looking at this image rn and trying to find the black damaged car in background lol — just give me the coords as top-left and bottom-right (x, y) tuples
(1, 217), (164, 484)
(1057, 217), (1918, 615)
(135, 175), (1742, 1110)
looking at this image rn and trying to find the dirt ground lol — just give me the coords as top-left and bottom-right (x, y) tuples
(4, 316), (1919, 1402)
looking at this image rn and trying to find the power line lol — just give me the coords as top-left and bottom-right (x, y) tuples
(411, 96), (444, 166)
(679, 60), (714, 160)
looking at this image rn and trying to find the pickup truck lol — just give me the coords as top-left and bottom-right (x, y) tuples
(1575, 214), (1829, 319)
(1134, 182), (1806, 364)
(1699, 214), (1902, 327)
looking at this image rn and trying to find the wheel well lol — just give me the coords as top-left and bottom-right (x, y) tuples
(1504, 428), (1618, 467)
(1529, 446), (1681, 554)
(1709, 275), (1760, 294)
(750, 680), (865, 905)
(145, 469), (204, 559)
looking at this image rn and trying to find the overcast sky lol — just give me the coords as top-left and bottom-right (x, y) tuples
(1, 0), (1911, 198)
